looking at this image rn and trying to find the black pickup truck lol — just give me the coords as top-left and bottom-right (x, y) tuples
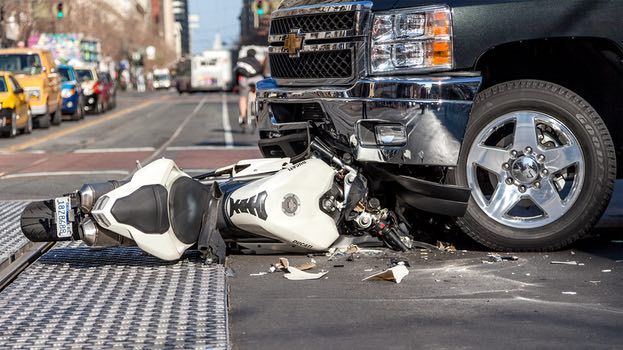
(256, 0), (622, 251)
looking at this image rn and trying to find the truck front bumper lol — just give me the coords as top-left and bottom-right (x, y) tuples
(256, 75), (481, 166)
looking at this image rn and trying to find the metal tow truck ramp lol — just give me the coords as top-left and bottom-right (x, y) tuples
(0, 201), (229, 349)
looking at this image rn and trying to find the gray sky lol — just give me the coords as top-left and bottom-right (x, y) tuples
(189, 0), (242, 54)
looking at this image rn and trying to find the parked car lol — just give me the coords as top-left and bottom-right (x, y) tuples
(99, 71), (116, 110)
(58, 65), (84, 121)
(75, 66), (107, 114)
(0, 48), (62, 128)
(0, 71), (32, 137)
(256, 0), (623, 251)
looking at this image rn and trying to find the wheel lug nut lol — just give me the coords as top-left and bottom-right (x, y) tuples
(541, 169), (549, 176)
(502, 162), (510, 170)
(534, 181), (541, 189)
(518, 185), (526, 193)
(510, 150), (518, 158)
(525, 146), (532, 154)
(537, 154), (545, 162)
(505, 178), (513, 185)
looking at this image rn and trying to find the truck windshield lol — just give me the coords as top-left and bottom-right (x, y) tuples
(58, 67), (72, 82)
(0, 54), (43, 75)
(76, 69), (94, 81)
(154, 74), (169, 81)
(0, 77), (7, 92)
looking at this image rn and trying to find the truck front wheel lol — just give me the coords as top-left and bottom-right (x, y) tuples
(455, 80), (616, 251)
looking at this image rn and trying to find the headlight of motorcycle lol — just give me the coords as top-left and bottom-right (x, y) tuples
(61, 88), (75, 98)
(371, 6), (452, 74)
(83, 87), (93, 96)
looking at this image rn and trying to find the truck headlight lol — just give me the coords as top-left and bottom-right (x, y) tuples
(371, 6), (452, 73)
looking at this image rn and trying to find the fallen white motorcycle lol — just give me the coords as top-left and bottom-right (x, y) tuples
(21, 140), (411, 263)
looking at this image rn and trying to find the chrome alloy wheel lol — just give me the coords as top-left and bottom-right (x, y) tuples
(466, 111), (584, 229)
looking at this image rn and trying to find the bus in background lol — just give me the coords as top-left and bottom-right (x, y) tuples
(175, 50), (234, 93)
(152, 68), (171, 90)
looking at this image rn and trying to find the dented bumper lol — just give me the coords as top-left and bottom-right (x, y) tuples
(256, 75), (481, 166)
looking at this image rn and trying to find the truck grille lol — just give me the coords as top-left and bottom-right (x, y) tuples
(269, 50), (352, 79)
(268, 2), (370, 85)
(269, 11), (356, 35)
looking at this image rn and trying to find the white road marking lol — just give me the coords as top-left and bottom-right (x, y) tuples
(165, 145), (258, 151)
(1, 170), (129, 180)
(143, 96), (208, 164)
(74, 147), (156, 153)
(221, 93), (234, 149)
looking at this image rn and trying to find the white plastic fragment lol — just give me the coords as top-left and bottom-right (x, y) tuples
(283, 266), (328, 280)
(602, 269), (612, 273)
(562, 291), (577, 295)
(550, 261), (578, 265)
(363, 264), (409, 284)
(250, 272), (267, 276)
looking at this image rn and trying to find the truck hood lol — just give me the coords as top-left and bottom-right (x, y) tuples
(12, 73), (44, 89)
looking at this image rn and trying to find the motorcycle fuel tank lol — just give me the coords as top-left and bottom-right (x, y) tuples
(226, 158), (339, 251)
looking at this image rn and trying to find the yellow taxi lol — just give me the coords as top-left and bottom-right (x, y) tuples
(0, 48), (61, 129)
(0, 71), (32, 137)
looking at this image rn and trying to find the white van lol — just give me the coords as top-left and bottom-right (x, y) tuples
(190, 50), (233, 91)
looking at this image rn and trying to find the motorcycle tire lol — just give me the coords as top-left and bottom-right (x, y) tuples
(455, 80), (616, 251)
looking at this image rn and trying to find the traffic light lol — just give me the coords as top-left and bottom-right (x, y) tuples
(56, 2), (64, 19)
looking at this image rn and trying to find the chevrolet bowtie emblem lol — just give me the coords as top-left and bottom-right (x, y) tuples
(284, 31), (304, 56)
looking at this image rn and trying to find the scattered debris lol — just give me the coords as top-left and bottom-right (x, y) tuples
(284, 267), (328, 280)
(602, 269), (612, 273)
(525, 273), (531, 276)
(578, 263), (585, 266)
(410, 240), (439, 251)
(483, 254), (519, 263)
(363, 263), (409, 284)
(327, 244), (383, 261)
(333, 264), (345, 268)
(389, 258), (410, 267)
(436, 241), (457, 252)
(250, 272), (267, 276)
(561, 291), (577, 295)
(295, 261), (317, 271)
(551, 261), (578, 265)
(364, 268), (374, 272)
(589, 280), (601, 285)
(273, 257), (290, 271)
(225, 267), (236, 278)
(570, 251), (576, 255)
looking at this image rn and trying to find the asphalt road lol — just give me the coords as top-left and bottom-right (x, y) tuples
(0, 90), (621, 349)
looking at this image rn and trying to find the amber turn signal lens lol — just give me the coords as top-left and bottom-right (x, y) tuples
(431, 41), (451, 65)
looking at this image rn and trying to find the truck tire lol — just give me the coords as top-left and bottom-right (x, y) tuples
(455, 80), (616, 251)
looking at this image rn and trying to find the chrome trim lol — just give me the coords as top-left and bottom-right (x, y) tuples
(268, 1), (372, 86)
(271, 1), (372, 19)
(269, 29), (358, 43)
(256, 76), (482, 166)
(269, 41), (359, 54)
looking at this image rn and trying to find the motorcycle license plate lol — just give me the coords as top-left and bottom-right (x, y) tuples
(54, 197), (72, 238)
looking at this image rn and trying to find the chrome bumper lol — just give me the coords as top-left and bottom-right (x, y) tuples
(256, 75), (482, 166)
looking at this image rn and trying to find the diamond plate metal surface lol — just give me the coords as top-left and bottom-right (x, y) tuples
(0, 242), (229, 349)
(0, 201), (29, 264)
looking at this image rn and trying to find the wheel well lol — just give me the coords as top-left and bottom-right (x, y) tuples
(475, 37), (623, 178)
